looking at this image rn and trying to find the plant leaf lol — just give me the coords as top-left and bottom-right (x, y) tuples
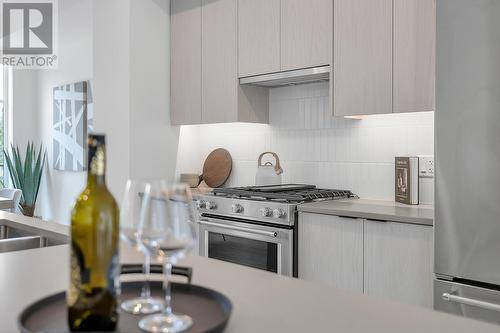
(4, 149), (20, 190)
(24, 142), (34, 206)
(14, 145), (25, 193)
(33, 146), (45, 206)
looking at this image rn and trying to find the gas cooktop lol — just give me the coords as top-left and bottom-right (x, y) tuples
(212, 184), (356, 203)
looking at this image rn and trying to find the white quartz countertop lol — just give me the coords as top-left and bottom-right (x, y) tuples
(299, 198), (434, 226)
(3, 212), (500, 333)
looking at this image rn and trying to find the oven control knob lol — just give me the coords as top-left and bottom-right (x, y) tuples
(206, 201), (217, 210)
(259, 207), (272, 217)
(196, 200), (206, 209)
(231, 204), (244, 214)
(273, 208), (286, 218)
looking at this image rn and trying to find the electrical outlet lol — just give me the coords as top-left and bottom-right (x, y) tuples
(418, 155), (434, 178)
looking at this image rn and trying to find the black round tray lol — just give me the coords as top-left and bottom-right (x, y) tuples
(18, 266), (232, 333)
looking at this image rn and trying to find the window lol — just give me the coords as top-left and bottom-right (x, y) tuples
(0, 65), (9, 185)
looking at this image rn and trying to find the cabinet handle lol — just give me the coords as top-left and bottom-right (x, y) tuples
(338, 215), (359, 220)
(199, 220), (278, 238)
(365, 218), (388, 223)
(442, 292), (500, 312)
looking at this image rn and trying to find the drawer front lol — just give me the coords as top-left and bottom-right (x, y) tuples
(434, 279), (500, 325)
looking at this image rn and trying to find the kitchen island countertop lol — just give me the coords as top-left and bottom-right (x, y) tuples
(3, 211), (500, 333)
(299, 198), (434, 226)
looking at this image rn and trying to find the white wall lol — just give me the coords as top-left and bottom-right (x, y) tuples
(93, 0), (178, 203)
(93, 0), (131, 202)
(129, 0), (179, 181)
(176, 82), (435, 202)
(36, 0), (93, 223)
(19, 0), (178, 224)
(11, 70), (39, 147)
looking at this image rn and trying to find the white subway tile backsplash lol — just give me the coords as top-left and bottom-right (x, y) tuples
(176, 82), (434, 202)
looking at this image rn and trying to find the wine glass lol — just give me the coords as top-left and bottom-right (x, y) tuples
(120, 180), (163, 314)
(137, 181), (197, 333)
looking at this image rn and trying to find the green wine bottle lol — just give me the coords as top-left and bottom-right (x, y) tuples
(68, 134), (120, 331)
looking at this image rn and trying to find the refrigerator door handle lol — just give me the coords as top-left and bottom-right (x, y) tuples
(442, 292), (500, 312)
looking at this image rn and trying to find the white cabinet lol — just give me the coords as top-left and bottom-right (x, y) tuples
(333, 0), (435, 116)
(170, 0), (202, 125)
(238, 0), (332, 76)
(281, 0), (332, 71)
(333, 0), (393, 116)
(299, 213), (433, 307)
(299, 213), (363, 293)
(170, 0), (269, 125)
(238, 0), (280, 77)
(364, 219), (433, 307)
(201, 0), (238, 123)
(393, 0), (435, 113)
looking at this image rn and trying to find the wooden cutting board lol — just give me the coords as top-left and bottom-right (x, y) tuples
(200, 148), (232, 188)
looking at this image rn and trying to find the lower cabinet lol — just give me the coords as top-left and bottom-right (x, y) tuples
(364, 219), (433, 307)
(299, 213), (363, 293)
(298, 212), (433, 308)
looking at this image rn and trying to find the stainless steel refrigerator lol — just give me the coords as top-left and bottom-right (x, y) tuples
(434, 0), (500, 324)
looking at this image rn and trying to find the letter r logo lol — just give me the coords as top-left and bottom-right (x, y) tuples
(2, 2), (53, 54)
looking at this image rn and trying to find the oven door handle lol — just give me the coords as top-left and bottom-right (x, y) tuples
(199, 219), (278, 238)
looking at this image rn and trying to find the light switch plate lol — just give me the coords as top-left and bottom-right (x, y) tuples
(418, 155), (434, 178)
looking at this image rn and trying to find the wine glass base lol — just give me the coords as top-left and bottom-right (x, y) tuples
(120, 297), (163, 315)
(139, 313), (194, 333)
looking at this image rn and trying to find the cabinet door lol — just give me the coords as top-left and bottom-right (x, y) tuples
(394, 0), (435, 113)
(281, 0), (332, 71)
(364, 220), (433, 308)
(334, 0), (392, 116)
(299, 213), (363, 293)
(170, 0), (202, 125)
(238, 0), (280, 77)
(202, 0), (238, 123)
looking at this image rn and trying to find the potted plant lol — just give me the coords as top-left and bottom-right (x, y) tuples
(3, 142), (46, 217)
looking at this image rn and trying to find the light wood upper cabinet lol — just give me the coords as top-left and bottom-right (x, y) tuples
(170, 0), (268, 125)
(299, 213), (364, 293)
(364, 220), (433, 308)
(202, 0), (238, 123)
(238, 0), (280, 77)
(333, 0), (393, 116)
(281, 0), (332, 71)
(170, 0), (202, 125)
(393, 0), (435, 113)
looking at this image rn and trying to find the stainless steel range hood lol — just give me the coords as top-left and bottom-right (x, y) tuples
(239, 65), (330, 87)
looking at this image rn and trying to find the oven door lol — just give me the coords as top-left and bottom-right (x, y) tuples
(198, 216), (293, 276)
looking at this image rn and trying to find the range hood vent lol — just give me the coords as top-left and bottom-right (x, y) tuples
(239, 66), (330, 87)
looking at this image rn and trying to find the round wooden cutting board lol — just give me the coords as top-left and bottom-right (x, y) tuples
(200, 148), (232, 188)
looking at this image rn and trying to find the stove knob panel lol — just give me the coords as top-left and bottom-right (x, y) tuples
(196, 200), (206, 209)
(259, 207), (272, 217)
(231, 204), (244, 214)
(272, 208), (286, 219)
(206, 201), (217, 210)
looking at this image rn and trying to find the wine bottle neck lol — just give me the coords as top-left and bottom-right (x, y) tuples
(87, 137), (107, 188)
(87, 173), (106, 188)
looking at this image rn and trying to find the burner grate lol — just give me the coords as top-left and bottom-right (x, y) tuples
(213, 185), (355, 203)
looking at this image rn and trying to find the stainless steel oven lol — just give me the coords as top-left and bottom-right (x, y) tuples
(198, 215), (293, 276)
(196, 185), (354, 278)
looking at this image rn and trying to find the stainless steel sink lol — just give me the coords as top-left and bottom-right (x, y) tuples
(0, 223), (67, 253)
(0, 236), (45, 253)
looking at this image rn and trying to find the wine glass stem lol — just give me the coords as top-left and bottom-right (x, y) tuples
(163, 261), (173, 316)
(141, 251), (152, 298)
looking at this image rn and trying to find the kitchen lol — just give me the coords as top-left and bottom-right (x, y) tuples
(0, 0), (499, 332)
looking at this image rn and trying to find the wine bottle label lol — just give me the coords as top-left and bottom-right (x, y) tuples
(68, 242), (88, 307)
(108, 253), (120, 297)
